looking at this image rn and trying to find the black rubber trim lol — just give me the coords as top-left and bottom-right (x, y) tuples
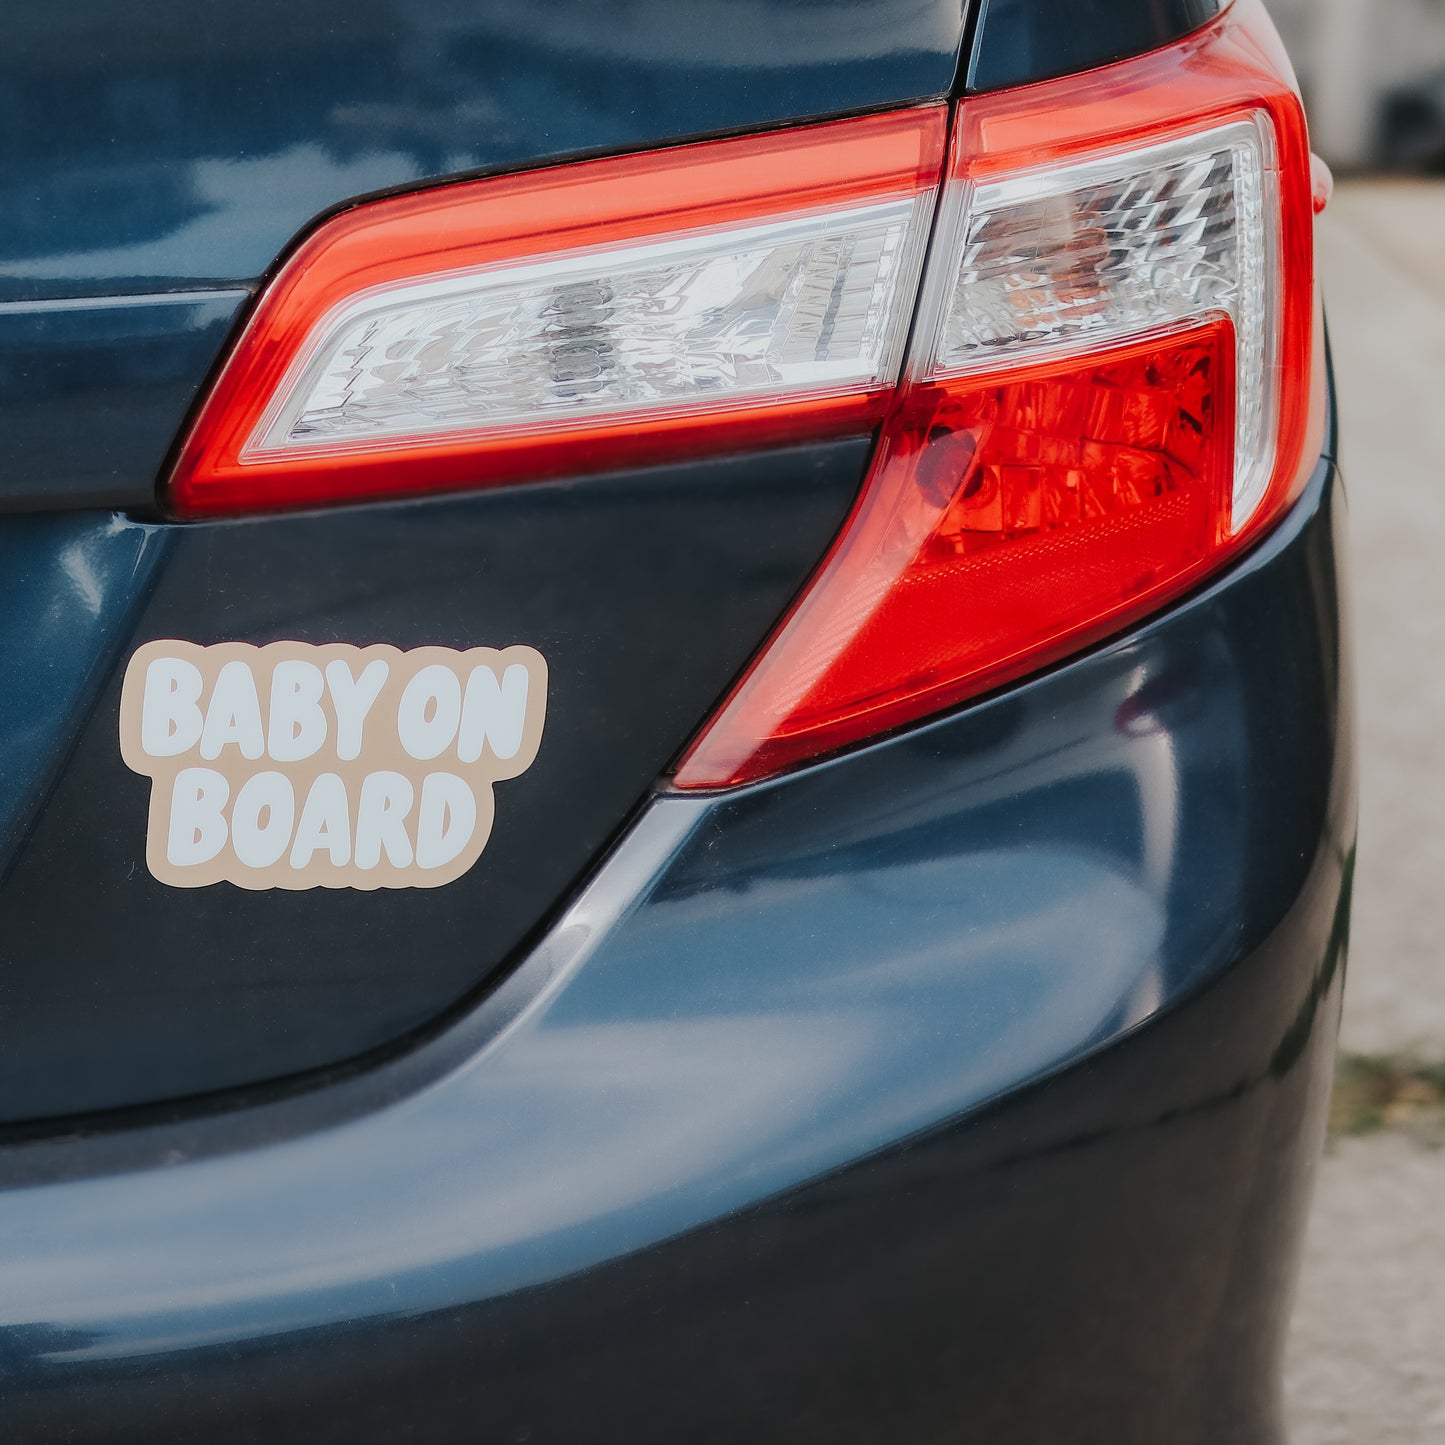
(967, 0), (1226, 93)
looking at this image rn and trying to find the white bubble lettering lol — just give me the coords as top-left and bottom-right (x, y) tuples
(141, 657), (205, 758)
(166, 767), (230, 866)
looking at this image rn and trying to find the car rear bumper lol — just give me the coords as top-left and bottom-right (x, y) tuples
(0, 446), (1352, 1444)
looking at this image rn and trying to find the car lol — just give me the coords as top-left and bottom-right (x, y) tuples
(0, 0), (1351, 1440)
(1382, 65), (1445, 171)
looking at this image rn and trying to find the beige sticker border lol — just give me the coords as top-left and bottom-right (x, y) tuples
(119, 640), (548, 892)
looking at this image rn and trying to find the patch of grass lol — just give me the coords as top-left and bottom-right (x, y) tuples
(1330, 1052), (1445, 1143)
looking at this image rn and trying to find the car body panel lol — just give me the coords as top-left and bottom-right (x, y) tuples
(0, 440), (868, 1124)
(0, 292), (245, 511)
(2, 1), (966, 306)
(0, 444), (1352, 1442)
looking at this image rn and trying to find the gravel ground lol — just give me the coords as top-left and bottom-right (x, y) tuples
(1283, 179), (1445, 1442)
(1321, 181), (1445, 1059)
(1287, 1133), (1445, 1442)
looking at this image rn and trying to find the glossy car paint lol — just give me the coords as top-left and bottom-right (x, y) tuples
(0, 292), (245, 510)
(0, 442), (1351, 1442)
(2, 1), (967, 304)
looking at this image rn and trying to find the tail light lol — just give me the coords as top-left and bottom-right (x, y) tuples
(676, 0), (1321, 786)
(168, 0), (1321, 788)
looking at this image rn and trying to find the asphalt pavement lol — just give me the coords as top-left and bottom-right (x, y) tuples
(1284, 179), (1445, 1442)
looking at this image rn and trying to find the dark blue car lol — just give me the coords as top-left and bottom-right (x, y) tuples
(0, 0), (1351, 1439)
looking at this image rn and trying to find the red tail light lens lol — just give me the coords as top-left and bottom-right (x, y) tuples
(675, 0), (1321, 787)
(679, 323), (1236, 782)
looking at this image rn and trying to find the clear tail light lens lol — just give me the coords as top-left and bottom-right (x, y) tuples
(249, 200), (926, 457)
